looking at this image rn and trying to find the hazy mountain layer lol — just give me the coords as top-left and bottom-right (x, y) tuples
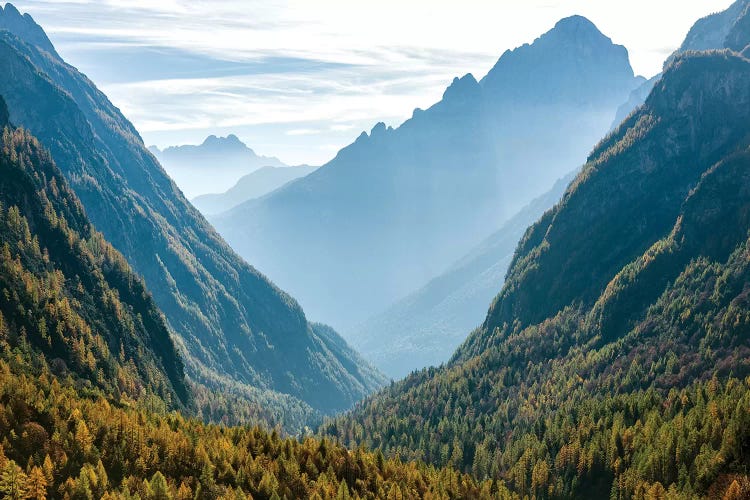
(351, 173), (574, 378)
(213, 16), (643, 331)
(192, 164), (317, 215)
(150, 134), (287, 198)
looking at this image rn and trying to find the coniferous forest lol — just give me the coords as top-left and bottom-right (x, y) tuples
(2, 1), (750, 499)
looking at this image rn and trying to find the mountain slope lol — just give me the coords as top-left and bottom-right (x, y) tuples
(0, 97), (188, 408)
(150, 134), (287, 198)
(325, 50), (750, 499)
(0, 4), (384, 421)
(613, 0), (750, 127)
(192, 164), (317, 215)
(212, 16), (642, 331)
(351, 173), (574, 378)
(0, 116), (490, 495)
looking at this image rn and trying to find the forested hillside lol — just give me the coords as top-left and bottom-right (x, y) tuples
(0, 107), (502, 498)
(325, 50), (750, 499)
(0, 3), (385, 427)
(0, 100), (188, 408)
(0, 353), (504, 499)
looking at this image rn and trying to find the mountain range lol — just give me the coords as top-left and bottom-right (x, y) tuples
(192, 164), (317, 216)
(150, 134), (287, 198)
(0, 94), (496, 499)
(211, 16), (644, 333)
(0, 3), (385, 429)
(326, 3), (750, 496)
(2, 1), (750, 498)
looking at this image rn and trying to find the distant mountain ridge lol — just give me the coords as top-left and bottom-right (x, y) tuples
(192, 164), (317, 215)
(150, 134), (287, 198)
(351, 172), (576, 378)
(0, 3), (385, 427)
(213, 15), (643, 332)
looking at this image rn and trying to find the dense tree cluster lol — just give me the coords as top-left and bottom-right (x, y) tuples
(0, 346), (503, 499)
(0, 126), (188, 407)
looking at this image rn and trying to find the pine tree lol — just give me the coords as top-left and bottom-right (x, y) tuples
(150, 471), (172, 500)
(24, 466), (47, 500)
(0, 461), (26, 500)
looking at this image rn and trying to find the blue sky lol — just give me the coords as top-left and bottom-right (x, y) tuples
(11, 0), (734, 165)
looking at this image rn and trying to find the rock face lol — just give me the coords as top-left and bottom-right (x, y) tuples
(0, 3), (58, 57)
(212, 16), (642, 333)
(150, 134), (288, 198)
(678, 0), (750, 53)
(0, 4), (385, 422)
(614, 0), (750, 126)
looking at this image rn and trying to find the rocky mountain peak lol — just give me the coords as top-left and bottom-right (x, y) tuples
(0, 3), (59, 58)
(480, 15), (636, 106)
(442, 73), (480, 102)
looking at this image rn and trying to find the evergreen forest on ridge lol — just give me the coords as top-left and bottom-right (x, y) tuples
(1, 1), (750, 498)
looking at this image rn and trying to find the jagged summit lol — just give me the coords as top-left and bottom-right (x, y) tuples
(0, 3), (58, 58)
(551, 14), (609, 40)
(442, 73), (480, 102)
(679, 0), (750, 53)
(480, 14), (634, 106)
(200, 133), (251, 151)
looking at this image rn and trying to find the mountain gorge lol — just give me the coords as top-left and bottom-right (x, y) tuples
(212, 16), (644, 332)
(0, 98), (504, 498)
(0, 3), (384, 427)
(2, 0), (750, 498)
(326, 37), (750, 499)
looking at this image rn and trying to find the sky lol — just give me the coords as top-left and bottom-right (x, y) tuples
(10, 0), (736, 166)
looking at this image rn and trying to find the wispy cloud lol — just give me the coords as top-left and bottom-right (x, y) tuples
(10, 0), (736, 165)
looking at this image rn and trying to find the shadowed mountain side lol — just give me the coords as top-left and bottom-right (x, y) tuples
(0, 4), (385, 425)
(0, 103), (189, 408)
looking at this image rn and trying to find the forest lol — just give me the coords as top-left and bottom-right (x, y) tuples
(2, 1), (750, 499)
